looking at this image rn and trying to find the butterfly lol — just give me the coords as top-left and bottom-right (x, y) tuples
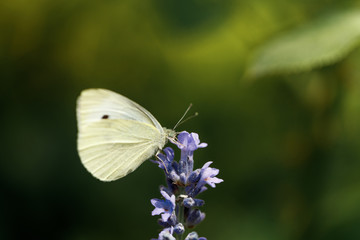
(76, 88), (176, 181)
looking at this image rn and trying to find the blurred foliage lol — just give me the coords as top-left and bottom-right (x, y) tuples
(246, 9), (360, 78)
(1, 0), (360, 240)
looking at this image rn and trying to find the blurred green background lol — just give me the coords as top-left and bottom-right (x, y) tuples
(1, 0), (360, 239)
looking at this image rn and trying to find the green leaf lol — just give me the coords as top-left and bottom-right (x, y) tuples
(246, 10), (360, 79)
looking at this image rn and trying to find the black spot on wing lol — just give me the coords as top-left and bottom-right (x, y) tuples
(102, 115), (109, 119)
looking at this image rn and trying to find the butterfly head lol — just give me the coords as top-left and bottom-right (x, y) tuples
(164, 128), (177, 140)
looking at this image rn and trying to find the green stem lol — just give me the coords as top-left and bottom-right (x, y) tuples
(176, 188), (186, 240)
(176, 204), (184, 240)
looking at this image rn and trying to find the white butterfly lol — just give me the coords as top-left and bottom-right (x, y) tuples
(76, 88), (176, 181)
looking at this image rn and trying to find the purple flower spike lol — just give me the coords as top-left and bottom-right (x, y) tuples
(151, 131), (222, 240)
(151, 190), (176, 222)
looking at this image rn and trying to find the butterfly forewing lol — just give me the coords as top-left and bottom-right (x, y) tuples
(77, 89), (163, 133)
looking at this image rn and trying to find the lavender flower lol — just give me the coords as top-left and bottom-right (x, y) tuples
(151, 190), (176, 222)
(151, 227), (175, 240)
(185, 232), (207, 240)
(199, 162), (223, 188)
(151, 131), (223, 240)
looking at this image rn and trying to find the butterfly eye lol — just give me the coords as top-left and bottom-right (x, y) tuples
(102, 115), (109, 119)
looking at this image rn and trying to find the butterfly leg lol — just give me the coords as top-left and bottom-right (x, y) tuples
(155, 151), (169, 174)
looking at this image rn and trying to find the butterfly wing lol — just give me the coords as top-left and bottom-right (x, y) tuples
(76, 89), (166, 181)
(77, 119), (165, 181)
(77, 88), (163, 133)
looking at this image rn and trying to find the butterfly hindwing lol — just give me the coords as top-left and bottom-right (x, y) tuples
(77, 119), (165, 181)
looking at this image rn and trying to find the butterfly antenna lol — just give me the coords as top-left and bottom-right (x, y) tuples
(177, 112), (198, 128)
(173, 103), (195, 130)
